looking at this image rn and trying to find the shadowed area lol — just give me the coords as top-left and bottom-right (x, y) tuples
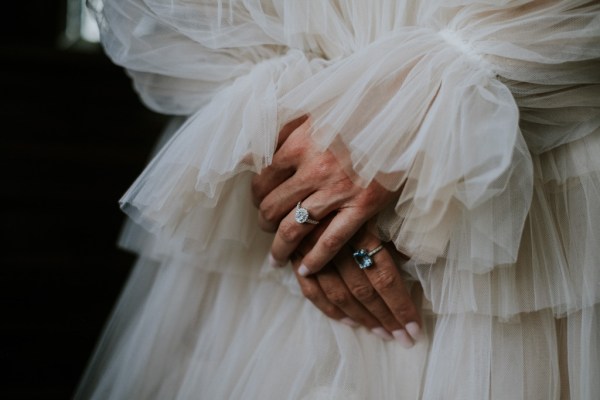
(0, 2), (169, 397)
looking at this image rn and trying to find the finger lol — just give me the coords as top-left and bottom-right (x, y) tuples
(257, 171), (316, 232)
(297, 206), (367, 276)
(251, 167), (295, 209)
(294, 216), (332, 254)
(251, 117), (311, 208)
(257, 149), (355, 232)
(356, 232), (422, 346)
(316, 265), (383, 331)
(292, 221), (409, 342)
(272, 216), (331, 269)
(335, 247), (403, 339)
(276, 115), (308, 150)
(270, 193), (343, 267)
(251, 117), (315, 209)
(291, 260), (347, 322)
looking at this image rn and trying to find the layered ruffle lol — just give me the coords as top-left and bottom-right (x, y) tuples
(76, 2), (600, 399)
(93, 0), (600, 320)
(74, 251), (600, 399)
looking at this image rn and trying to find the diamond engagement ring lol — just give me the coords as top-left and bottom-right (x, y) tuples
(294, 202), (319, 225)
(352, 245), (384, 269)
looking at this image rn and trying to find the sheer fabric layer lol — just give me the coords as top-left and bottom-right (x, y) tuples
(79, 0), (600, 399)
(75, 244), (598, 400)
(90, 0), (600, 317)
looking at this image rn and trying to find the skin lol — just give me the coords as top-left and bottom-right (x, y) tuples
(251, 116), (423, 346)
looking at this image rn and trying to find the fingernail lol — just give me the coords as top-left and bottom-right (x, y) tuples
(340, 318), (359, 328)
(268, 254), (282, 268)
(392, 329), (414, 349)
(405, 322), (423, 341)
(371, 327), (393, 341)
(298, 264), (311, 277)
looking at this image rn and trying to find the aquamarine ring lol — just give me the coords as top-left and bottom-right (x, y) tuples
(352, 244), (384, 269)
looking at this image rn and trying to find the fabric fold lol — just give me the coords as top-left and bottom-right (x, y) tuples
(92, 0), (600, 319)
(76, 1), (600, 399)
(278, 26), (532, 270)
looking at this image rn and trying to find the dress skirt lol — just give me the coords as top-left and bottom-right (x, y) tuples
(76, 1), (600, 398)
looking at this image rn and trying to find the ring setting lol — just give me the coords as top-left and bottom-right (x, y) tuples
(295, 202), (319, 225)
(352, 245), (384, 269)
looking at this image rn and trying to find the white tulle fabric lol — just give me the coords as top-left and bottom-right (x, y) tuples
(77, 1), (600, 399)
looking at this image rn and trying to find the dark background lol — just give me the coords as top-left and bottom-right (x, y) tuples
(2, 2), (169, 398)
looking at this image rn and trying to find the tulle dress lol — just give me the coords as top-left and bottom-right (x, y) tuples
(75, 1), (600, 399)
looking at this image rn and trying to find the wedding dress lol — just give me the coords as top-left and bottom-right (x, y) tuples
(75, 1), (600, 399)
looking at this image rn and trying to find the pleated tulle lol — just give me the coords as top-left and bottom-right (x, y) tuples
(74, 242), (599, 399)
(75, 255), (430, 400)
(78, 0), (600, 398)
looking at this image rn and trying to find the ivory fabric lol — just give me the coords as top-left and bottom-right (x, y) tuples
(76, 1), (600, 399)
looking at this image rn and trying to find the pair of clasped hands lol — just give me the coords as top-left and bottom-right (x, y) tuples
(251, 115), (423, 348)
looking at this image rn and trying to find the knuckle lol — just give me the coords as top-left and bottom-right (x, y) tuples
(321, 233), (345, 252)
(278, 220), (300, 244)
(324, 287), (350, 307)
(338, 178), (356, 192)
(322, 304), (339, 319)
(372, 269), (397, 290)
(312, 159), (332, 180)
(351, 284), (377, 303)
(259, 202), (278, 225)
(301, 285), (319, 302)
(322, 151), (339, 167)
(257, 216), (275, 233)
(357, 186), (387, 210)
(355, 192), (377, 211)
(283, 143), (304, 163)
(392, 300), (414, 318)
(363, 187), (381, 203)
(329, 178), (356, 198)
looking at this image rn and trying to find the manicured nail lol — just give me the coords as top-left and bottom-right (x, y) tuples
(340, 318), (359, 328)
(405, 322), (423, 341)
(298, 264), (311, 277)
(371, 327), (393, 341)
(392, 329), (414, 349)
(268, 254), (282, 268)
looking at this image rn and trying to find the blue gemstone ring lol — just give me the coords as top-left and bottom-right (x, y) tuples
(352, 244), (384, 270)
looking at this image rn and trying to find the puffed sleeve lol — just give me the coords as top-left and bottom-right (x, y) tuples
(90, 0), (324, 252)
(92, 2), (600, 397)
(277, 1), (600, 319)
(94, 1), (600, 319)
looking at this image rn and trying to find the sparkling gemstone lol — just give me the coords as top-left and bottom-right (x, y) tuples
(353, 249), (373, 269)
(295, 208), (309, 223)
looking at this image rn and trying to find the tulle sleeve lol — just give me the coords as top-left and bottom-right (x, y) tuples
(86, 3), (600, 398)
(93, 0), (600, 316)
(87, 0), (293, 115)
(89, 0), (323, 251)
(279, 26), (533, 270)
(275, 2), (600, 318)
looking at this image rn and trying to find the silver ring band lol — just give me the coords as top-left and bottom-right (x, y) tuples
(295, 201), (319, 225)
(352, 244), (384, 269)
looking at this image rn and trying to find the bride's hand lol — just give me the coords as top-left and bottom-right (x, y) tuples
(292, 222), (423, 347)
(251, 117), (423, 344)
(251, 117), (399, 276)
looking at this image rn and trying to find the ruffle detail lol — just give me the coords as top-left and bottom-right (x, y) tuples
(74, 252), (600, 400)
(91, 0), (600, 321)
(75, 2), (600, 399)
(400, 128), (600, 319)
(277, 26), (531, 268)
(118, 50), (320, 250)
